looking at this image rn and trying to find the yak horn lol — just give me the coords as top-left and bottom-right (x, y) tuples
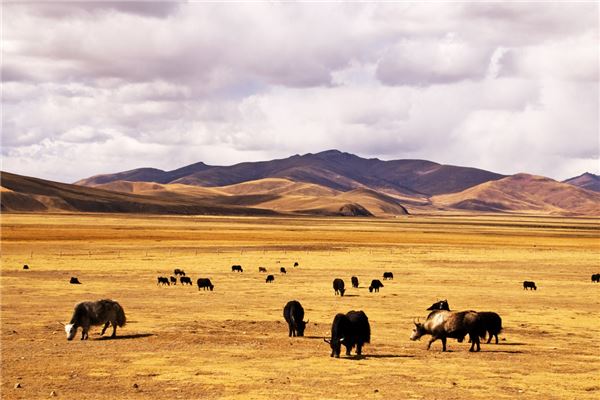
(57, 321), (65, 326)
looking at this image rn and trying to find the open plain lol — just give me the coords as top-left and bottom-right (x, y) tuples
(1, 213), (599, 399)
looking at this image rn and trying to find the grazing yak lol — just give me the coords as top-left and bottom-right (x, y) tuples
(197, 278), (214, 291)
(592, 274), (600, 283)
(523, 281), (537, 290)
(63, 299), (126, 340)
(369, 279), (384, 293)
(174, 269), (186, 276)
(478, 312), (503, 344)
(383, 272), (394, 280)
(283, 300), (308, 337)
(169, 276), (177, 285)
(157, 277), (170, 286)
(325, 310), (370, 358)
(426, 300), (502, 344)
(333, 278), (346, 296)
(70, 277), (81, 284)
(180, 276), (192, 285)
(280, 267), (287, 274)
(351, 276), (359, 288)
(410, 310), (484, 352)
(258, 267), (267, 273)
(266, 274), (275, 283)
(232, 265), (243, 273)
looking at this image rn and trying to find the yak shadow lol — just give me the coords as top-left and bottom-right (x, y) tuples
(342, 354), (415, 360)
(495, 342), (527, 346)
(303, 336), (328, 340)
(96, 333), (154, 341)
(340, 294), (359, 298)
(484, 349), (524, 354)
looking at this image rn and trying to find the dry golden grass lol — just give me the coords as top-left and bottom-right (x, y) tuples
(1, 213), (599, 399)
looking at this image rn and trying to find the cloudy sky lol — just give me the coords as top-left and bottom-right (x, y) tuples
(2, 2), (598, 183)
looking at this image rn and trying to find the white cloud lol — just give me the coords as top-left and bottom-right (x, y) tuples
(1, 2), (598, 182)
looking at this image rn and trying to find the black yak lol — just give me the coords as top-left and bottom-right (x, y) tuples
(283, 300), (308, 337)
(383, 272), (394, 280)
(333, 278), (345, 296)
(180, 276), (192, 285)
(427, 300), (450, 312)
(197, 278), (214, 291)
(232, 265), (243, 273)
(410, 310), (484, 352)
(523, 281), (537, 290)
(266, 274), (275, 283)
(259, 267), (267, 273)
(157, 277), (170, 286)
(294, 262), (299, 267)
(591, 274), (600, 283)
(174, 269), (186, 276)
(351, 276), (359, 288)
(63, 299), (126, 340)
(477, 312), (503, 344)
(69, 277), (81, 284)
(23, 264), (29, 270)
(280, 267), (287, 274)
(169, 276), (177, 285)
(324, 310), (370, 357)
(369, 279), (384, 293)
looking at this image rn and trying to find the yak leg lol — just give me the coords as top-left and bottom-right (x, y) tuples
(426, 336), (438, 350)
(111, 322), (117, 337)
(469, 334), (480, 352)
(441, 337), (447, 351)
(486, 331), (493, 344)
(81, 328), (88, 340)
(356, 343), (363, 356)
(100, 322), (110, 336)
(345, 344), (352, 356)
(494, 333), (499, 344)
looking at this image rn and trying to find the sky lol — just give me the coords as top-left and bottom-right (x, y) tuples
(2, 1), (599, 183)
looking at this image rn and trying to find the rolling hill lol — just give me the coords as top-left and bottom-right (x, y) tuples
(432, 174), (600, 215)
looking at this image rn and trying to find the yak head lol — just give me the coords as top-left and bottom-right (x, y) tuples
(324, 336), (344, 358)
(65, 323), (77, 340)
(339, 288), (346, 297)
(296, 320), (308, 337)
(410, 319), (426, 341)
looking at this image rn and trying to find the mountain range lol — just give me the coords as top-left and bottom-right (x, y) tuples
(2, 150), (599, 216)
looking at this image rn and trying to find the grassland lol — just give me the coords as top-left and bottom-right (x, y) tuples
(1, 213), (599, 399)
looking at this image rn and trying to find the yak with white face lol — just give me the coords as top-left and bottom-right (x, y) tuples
(63, 299), (126, 340)
(410, 310), (483, 352)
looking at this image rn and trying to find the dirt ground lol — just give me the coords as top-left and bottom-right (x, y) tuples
(1, 213), (599, 399)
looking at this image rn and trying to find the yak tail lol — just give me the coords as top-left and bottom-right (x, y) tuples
(116, 304), (126, 327)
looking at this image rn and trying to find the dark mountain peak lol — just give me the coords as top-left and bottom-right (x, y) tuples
(563, 172), (600, 192)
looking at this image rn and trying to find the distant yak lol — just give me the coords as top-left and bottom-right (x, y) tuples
(23, 264), (29, 270)
(197, 278), (214, 291)
(266, 275), (275, 283)
(280, 267), (287, 274)
(523, 281), (537, 290)
(157, 277), (170, 286)
(174, 269), (186, 276)
(169, 276), (177, 285)
(351, 276), (359, 288)
(232, 265), (243, 273)
(333, 278), (345, 296)
(383, 272), (394, 280)
(259, 267), (267, 273)
(70, 277), (81, 284)
(369, 279), (384, 293)
(591, 274), (600, 283)
(283, 300), (308, 337)
(180, 276), (192, 285)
